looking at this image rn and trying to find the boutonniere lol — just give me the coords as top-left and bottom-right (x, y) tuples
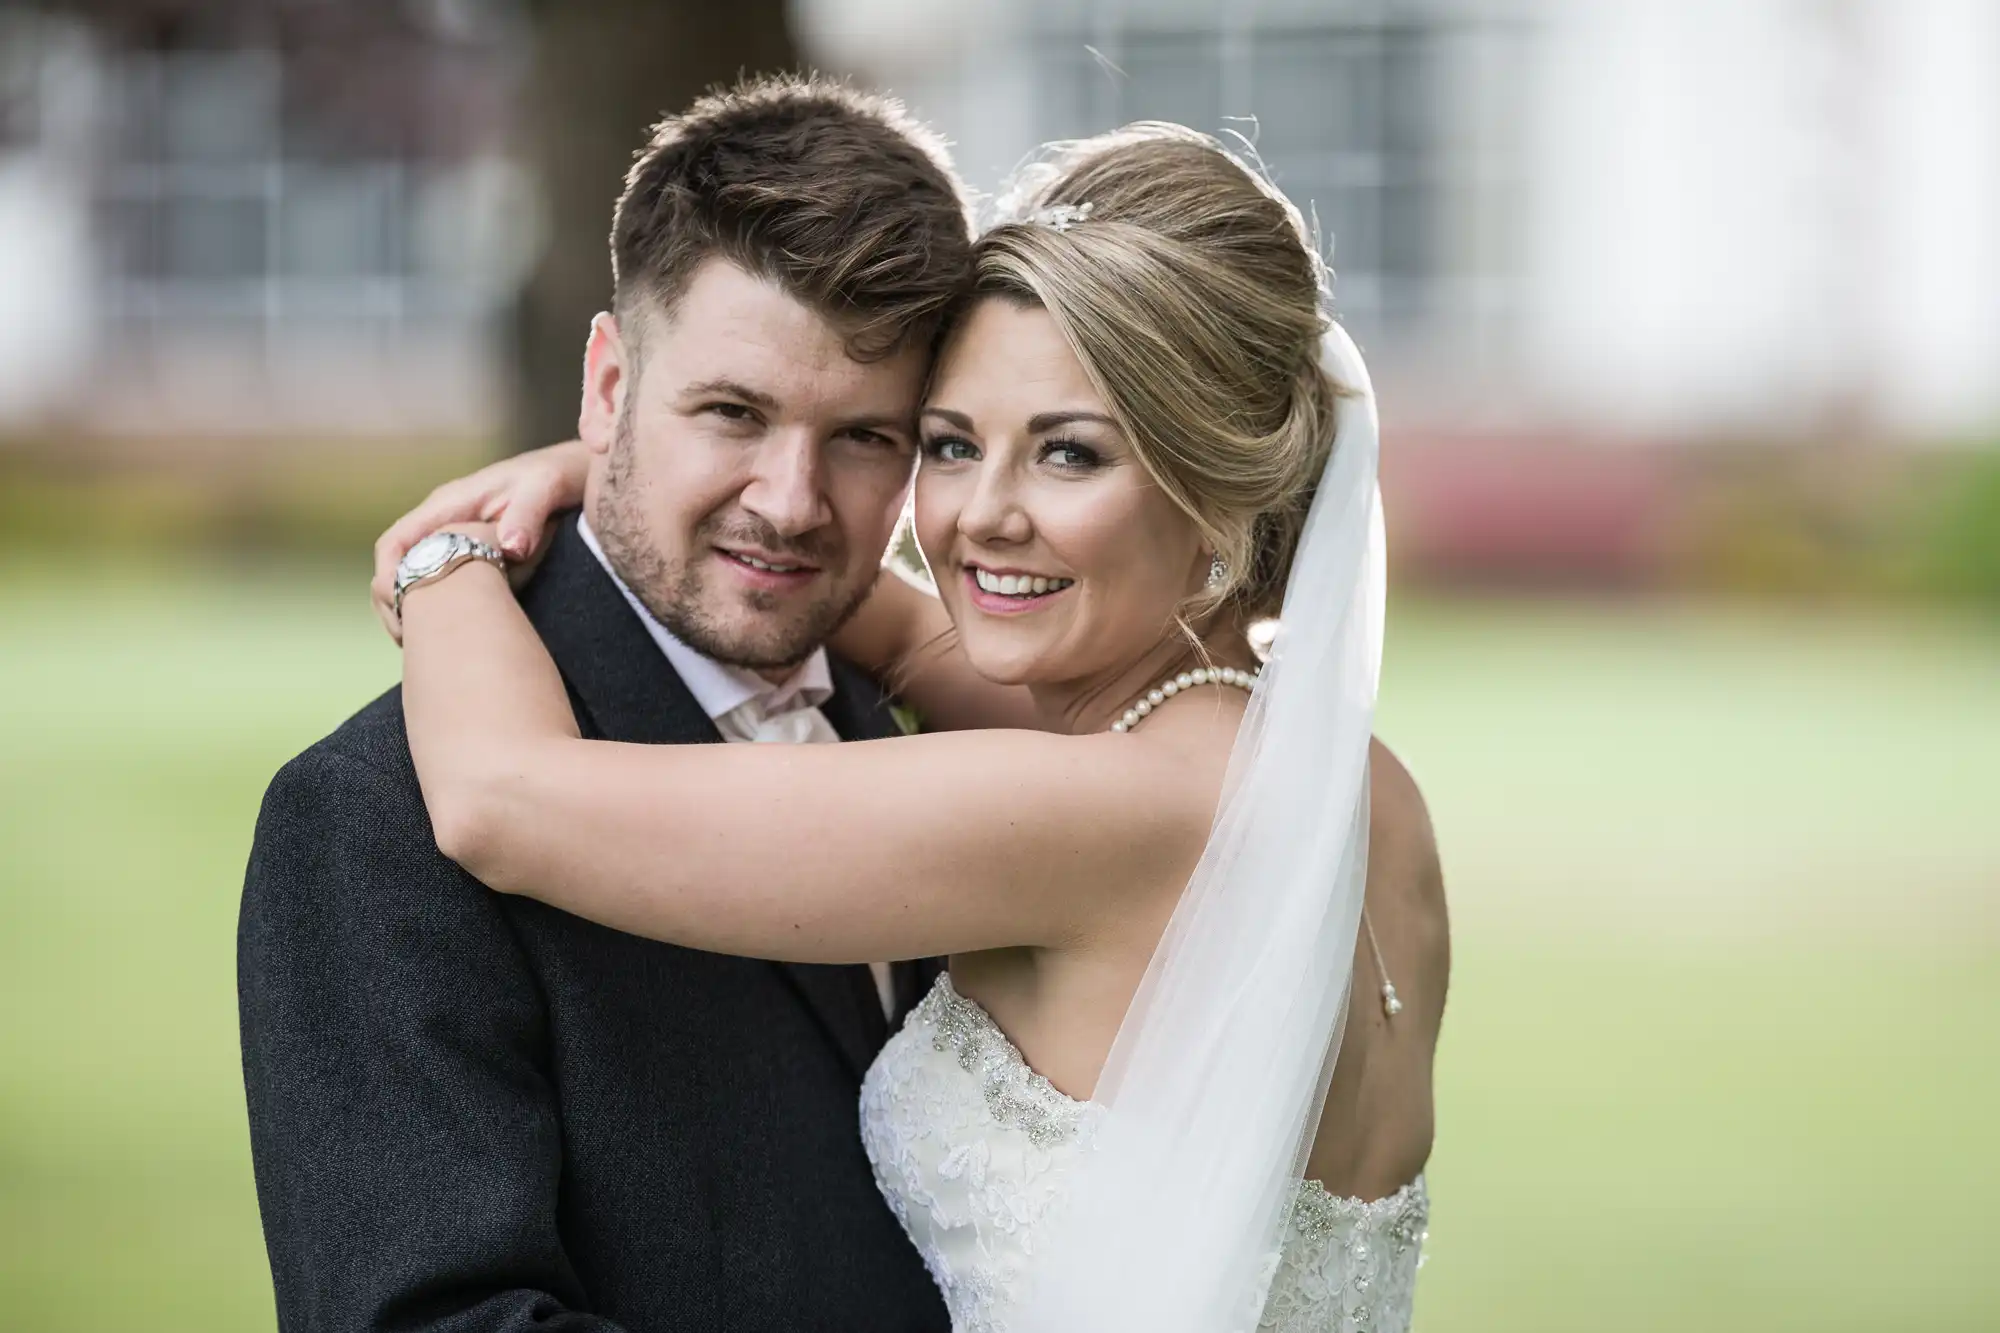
(889, 702), (923, 737)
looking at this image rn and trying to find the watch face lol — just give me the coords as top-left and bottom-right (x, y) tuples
(402, 532), (458, 580)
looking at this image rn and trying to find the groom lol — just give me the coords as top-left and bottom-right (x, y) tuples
(239, 77), (967, 1332)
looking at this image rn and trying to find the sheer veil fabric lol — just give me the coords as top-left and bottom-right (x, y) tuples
(1012, 321), (1387, 1331)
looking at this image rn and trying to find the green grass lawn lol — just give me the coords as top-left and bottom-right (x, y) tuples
(1, 556), (1995, 1331)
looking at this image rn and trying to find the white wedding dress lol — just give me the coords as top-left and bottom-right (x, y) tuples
(860, 974), (1428, 1333)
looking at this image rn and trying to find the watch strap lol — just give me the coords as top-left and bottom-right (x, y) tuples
(395, 534), (506, 616)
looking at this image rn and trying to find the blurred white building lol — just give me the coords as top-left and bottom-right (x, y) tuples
(2, 0), (1996, 442)
(807, 0), (2000, 441)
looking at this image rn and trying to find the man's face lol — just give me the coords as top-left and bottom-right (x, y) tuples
(579, 259), (927, 675)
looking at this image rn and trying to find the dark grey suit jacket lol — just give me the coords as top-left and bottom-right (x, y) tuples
(239, 514), (948, 1332)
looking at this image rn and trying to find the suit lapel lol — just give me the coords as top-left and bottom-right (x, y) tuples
(774, 653), (904, 1072)
(522, 514), (887, 1080)
(520, 515), (720, 748)
(818, 654), (902, 745)
(819, 659), (943, 1037)
(778, 963), (884, 1076)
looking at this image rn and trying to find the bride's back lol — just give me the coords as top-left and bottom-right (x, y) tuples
(867, 720), (1443, 1333)
(950, 732), (1446, 1204)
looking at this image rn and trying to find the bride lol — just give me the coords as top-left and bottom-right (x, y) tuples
(384, 124), (1447, 1332)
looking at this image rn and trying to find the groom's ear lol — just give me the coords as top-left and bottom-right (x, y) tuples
(579, 311), (630, 456)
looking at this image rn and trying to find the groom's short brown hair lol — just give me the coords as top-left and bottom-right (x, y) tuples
(611, 73), (972, 361)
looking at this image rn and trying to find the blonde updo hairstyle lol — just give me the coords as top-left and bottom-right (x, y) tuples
(966, 123), (1342, 622)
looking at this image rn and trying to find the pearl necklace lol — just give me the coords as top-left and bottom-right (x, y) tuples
(1108, 664), (1260, 734)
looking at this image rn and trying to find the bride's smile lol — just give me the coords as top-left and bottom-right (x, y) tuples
(963, 565), (1075, 607)
(917, 297), (1216, 699)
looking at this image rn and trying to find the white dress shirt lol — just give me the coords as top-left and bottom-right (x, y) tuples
(578, 517), (894, 1015)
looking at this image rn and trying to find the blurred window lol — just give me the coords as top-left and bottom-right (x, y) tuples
(91, 46), (502, 343)
(1116, 31), (1223, 134)
(279, 166), (403, 282)
(0, 14), (40, 151)
(159, 52), (280, 162)
(1029, 9), (1524, 351)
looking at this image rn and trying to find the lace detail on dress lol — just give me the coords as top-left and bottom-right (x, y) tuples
(915, 974), (1090, 1150)
(1260, 1178), (1429, 1332)
(862, 976), (1089, 1332)
(860, 974), (1427, 1333)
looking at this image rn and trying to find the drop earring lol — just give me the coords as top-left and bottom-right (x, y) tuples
(1206, 553), (1229, 589)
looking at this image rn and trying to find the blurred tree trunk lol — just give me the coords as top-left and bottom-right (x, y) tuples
(509, 0), (800, 453)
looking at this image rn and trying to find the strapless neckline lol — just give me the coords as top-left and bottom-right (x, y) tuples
(926, 973), (1423, 1218)
(859, 972), (1429, 1332)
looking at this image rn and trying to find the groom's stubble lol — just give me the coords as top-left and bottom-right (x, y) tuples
(590, 399), (880, 673)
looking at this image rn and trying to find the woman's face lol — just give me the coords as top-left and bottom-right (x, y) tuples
(914, 298), (1208, 686)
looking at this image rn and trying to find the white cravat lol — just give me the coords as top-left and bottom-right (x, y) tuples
(577, 517), (895, 1018)
(715, 689), (842, 746)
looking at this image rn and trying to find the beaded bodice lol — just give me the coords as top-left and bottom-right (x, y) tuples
(859, 974), (1427, 1333)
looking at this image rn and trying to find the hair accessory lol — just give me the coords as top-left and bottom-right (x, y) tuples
(1206, 554), (1229, 589)
(1031, 200), (1095, 232)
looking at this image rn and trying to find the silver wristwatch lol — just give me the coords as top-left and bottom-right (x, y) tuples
(393, 531), (507, 616)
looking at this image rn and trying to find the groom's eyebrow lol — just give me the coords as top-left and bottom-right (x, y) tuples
(836, 409), (919, 439)
(685, 378), (911, 435)
(682, 378), (779, 410)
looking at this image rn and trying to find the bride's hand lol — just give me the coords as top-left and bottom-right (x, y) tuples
(371, 439), (591, 642)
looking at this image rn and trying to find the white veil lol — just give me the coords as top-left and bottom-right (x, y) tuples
(1013, 320), (1386, 1331)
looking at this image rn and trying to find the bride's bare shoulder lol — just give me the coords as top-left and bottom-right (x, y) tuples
(1366, 739), (1449, 1012)
(1369, 741), (1444, 898)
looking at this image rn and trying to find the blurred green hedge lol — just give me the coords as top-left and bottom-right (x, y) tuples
(1673, 442), (2000, 605)
(3, 436), (1996, 603)
(0, 438), (493, 564)
(1922, 449), (2000, 601)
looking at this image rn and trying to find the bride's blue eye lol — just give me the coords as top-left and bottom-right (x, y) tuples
(1042, 440), (1101, 471)
(923, 435), (980, 463)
